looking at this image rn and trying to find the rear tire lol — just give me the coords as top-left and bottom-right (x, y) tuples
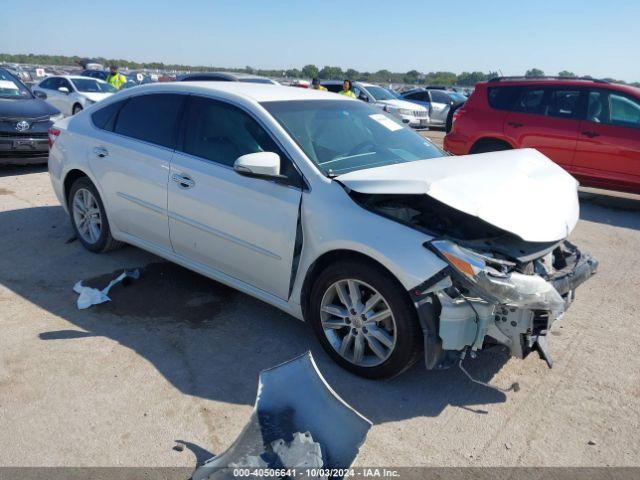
(309, 260), (423, 379)
(72, 104), (83, 115)
(470, 139), (512, 154)
(68, 177), (123, 253)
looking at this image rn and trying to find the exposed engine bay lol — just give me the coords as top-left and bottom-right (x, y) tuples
(350, 192), (599, 369)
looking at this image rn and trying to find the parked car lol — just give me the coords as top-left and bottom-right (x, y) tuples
(444, 77), (640, 194)
(179, 71), (279, 84)
(401, 88), (466, 131)
(0, 67), (62, 165)
(32, 75), (116, 116)
(322, 80), (430, 128)
(49, 82), (597, 378)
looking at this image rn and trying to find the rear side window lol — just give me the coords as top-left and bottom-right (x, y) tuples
(114, 94), (184, 148)
(513, 88), (546, 114)
(91, 100), (125, 131)
(39, 78), (56, 90)
(323, 84), (342, 93)
(546, 89), (581, 119)
(487, 86), (523, 110)
(405, 91), (429, 101)
(430, 90), (450, 103)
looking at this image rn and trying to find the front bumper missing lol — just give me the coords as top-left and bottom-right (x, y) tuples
(192, 352), (371, 479)
(413, 244), (599, 369)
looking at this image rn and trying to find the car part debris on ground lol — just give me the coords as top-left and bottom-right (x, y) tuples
(73, 269), (139, 309)
(192, 352), (372, 480)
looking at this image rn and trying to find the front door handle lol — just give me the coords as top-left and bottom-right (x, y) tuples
(581, 130), (600, 138)
(507, 121), (523, 128)
(172, 173), (195, 189)
(93, 146), (109, 158)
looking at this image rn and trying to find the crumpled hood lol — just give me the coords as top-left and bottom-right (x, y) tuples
(377, 99), (427, 111)
(336, 148), (580, 242)
(81, 92), (113, 103)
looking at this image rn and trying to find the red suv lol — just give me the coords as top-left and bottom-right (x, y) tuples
(444, 77), (640, 194)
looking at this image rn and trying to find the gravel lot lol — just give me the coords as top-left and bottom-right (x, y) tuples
(1, 156), (639, 468)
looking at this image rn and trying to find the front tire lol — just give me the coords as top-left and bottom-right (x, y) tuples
(72, 104), (83, 115)
(309, 260), (423, 379)
(68, 177), (123, 253)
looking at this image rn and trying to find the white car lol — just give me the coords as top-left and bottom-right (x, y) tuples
(32, 75), (116, 116)
(48, 83), (597, 378)
(322, 80), (430, 128)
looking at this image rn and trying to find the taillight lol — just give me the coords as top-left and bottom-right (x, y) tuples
(48, 127), (60, 149)
(452, 107), (466, 124)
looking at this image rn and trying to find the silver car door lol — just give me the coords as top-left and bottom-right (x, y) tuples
(168, 96), (302, 300)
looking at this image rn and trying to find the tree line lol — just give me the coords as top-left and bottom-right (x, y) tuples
(1, 53), (637, 87)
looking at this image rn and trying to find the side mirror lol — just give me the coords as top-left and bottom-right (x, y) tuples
(34, 90), (47, 99)
(58, 87), (70, 94)
(359, 95), (369, 102)
(234, 152), (283, 179)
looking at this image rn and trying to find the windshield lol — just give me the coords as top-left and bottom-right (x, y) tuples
(262, 100), (444, 176)
(364, 85), (397, 101)
(0, 69), (32, 98)
(71, 78), (116, 93)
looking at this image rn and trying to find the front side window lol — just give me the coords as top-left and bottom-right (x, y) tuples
(609, 92), (640, 128)
(262, 99), (444, 176)
(114, 94), (184, 148)
(587, 90), (640, 128)
(181, 96), (299, 180)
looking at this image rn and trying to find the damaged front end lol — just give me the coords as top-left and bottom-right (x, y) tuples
(417, 239), (598, 368)
(354, 193), (598, 369)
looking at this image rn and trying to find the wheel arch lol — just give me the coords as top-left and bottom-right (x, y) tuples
(63, 168), (90, 205)
(299, 249), (412, 321)
(469, 136), (514, 153)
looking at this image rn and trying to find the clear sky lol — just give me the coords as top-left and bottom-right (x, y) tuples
(2, 0), (639, 81)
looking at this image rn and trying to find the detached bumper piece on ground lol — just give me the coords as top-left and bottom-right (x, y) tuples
(192, 352), (371, 480)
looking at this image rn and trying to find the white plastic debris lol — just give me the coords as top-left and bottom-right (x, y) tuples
(73, 269), (140, 309)
(272, 432), (324, 469)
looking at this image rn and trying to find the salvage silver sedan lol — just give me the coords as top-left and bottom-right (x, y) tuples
(48, 82), (597, 378)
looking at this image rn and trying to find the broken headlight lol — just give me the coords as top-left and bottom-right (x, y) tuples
(428, 240), (565, 312)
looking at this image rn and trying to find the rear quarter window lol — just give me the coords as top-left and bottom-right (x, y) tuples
(91, 100), (126, 131)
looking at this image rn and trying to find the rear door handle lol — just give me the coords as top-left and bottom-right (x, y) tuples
(581, 131), (600, 138)
(507, 121), (523, 128)
(171, 173), (195, 189)
(93, 146), (109, 158)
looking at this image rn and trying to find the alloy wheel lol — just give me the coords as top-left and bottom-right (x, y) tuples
(72, 188), (102, 244)
(320, 279), (397, 367)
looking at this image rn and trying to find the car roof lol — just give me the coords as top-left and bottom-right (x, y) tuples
(480, 78), (640, 97)
(117, 81), (351, 103)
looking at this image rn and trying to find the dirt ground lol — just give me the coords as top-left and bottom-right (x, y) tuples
(0, 158), (639, 468)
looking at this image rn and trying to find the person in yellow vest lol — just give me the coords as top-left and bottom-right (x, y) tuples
(105, 65), (127, 90)
(338, 79), (356, 98)
(310, 78), (327, 91)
